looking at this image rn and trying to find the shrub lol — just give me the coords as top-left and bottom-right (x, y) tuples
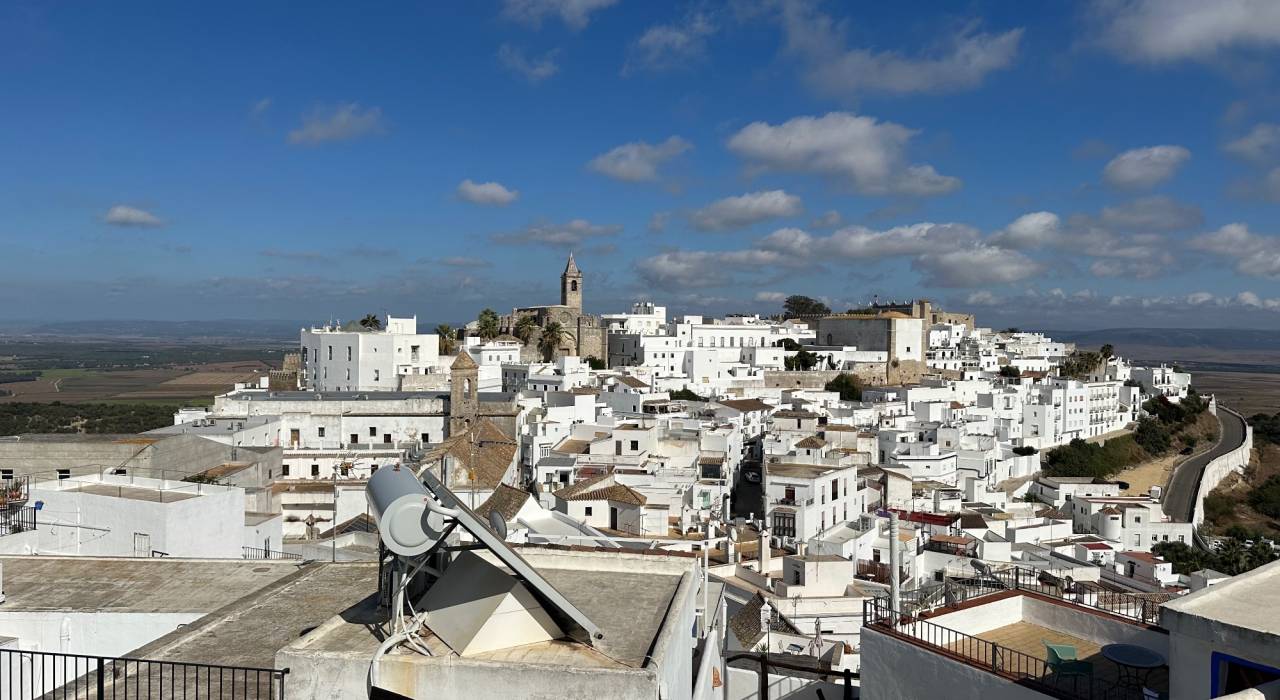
(1012, 445), (1037, 456)
(1247, 475), (1280, 518)
(824, 373), (863, 401)
(998, 366), (1021, 378)
(670, 388), (704, 402)
(1203, 492), (1233, 526)
(1133, 418), (1172, 456)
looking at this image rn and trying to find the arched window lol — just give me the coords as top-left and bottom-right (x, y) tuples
(463, 378), (471, 394)
(826, 333), (833, 345)
(570, 280), (578, 291)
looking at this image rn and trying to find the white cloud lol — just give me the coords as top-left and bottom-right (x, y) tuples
(625, 12), (716, 74)
(1088, 259), (1167, 279)
(755, 291), (788, 303)
(1224, 123), (1280, 162)
(762, 222), (980, 258)
(811, 210), (843, 229)
(1098, 195), (1203, 232)
(498, 44), (560, 83)
(913, 245), (1042, 287)
(494, 219), (621, 247)
(777, 0), (1022, 97)
(103, 205), (164, 227)
(635, 249), (790, 289)
(727, 112), (961, 196)
(1185, 291), (1216, 305)
(991, 211), (1062, 249)
(1102, 145), (1190, 189)
(1189, 223), (1280, 278)
(457, 179), (519, 206)
(250, 98), (272, 116)
(691, 190), (803, 232)
(648, 211), (671, 233)
(1091, 0), (1280, 63)
(588, 136), (692, 182)
(287, 103), (385, 145)
(966, 290), (1002, 306)
(501, 0), (616, 30)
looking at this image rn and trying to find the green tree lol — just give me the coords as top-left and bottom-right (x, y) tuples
(434, 325), (457, 355)
(513, 316), (539, 345)
(782, 295), (831, 319)
(1152, 541), (1205, 575)
(1247, 475), (1280, 518)
(1133, 417), (1172, 456)
(1215, 538), (1251, 576)
(670, 388), (704, 401)
(1247, 539), (1279, 569)
(584, 356), (605, 370)
(998, 365), (1022, 378)
(538, 321), (566, 361)
(785, 349), (819, 371)
(358, 313), (382, 331)
(824, 373), (863, 401)
(475, 308), (501, 340)
(1100, 343), (1115, 359)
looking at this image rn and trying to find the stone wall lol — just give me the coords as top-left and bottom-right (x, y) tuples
(1191, 406), (1253, 527)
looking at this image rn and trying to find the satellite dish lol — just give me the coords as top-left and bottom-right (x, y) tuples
(488, 510), (509, 539)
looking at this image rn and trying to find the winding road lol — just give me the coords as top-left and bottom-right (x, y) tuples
(1163, 406), (1248, 524)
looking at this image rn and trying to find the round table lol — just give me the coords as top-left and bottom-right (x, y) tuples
(1102, 643), (1166, 689)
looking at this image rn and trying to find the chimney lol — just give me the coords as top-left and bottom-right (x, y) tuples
(759, 528), (771, 575)
(889, 511), (901, 613)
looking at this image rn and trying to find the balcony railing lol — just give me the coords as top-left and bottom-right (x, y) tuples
(862, 599), (1137, 700)
(0, 475), (30, 510)
(0, 648), (287, 699)
(242, 546), (302, 561)
(0, 506), (35, 537)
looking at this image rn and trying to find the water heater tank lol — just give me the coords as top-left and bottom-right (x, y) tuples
(366, 464), (448, 556)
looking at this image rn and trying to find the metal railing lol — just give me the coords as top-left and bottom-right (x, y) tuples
(982, 567), (1164, 625)
(242, 546), (302, 561)
(0, 507), (35, 537)
(0, 476), (30, 510)
(0, 648), (287, 699)
(862, 600), (1137, 700)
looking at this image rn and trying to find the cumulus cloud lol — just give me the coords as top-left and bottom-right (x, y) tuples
(498, 44), (560, 83)
(912, 244), (1042, 287)
(103, 205), (164, 227)
(1224, 123), (1280, 163)
(1098, 195), (1203, 232)
(625, 12), (716, 74)
(762, 222), (979, 258)
(966, 290), (1003, 306)
(1102, 146), (1190, 189)
(635, 249), (791, 289)
(494, 219), (622, 247)
(287, 103), (385, 145)
(811, 210), (843, 229)
(588, 136), (692, 182)
(501, 0), (617, 30)
(691, 190), (803, 232)
(755, 291), (788, 303)
(777, 0), (1022, 97)
(1091, 0), (1280, 63)
(991, 211), (1062, 249)
(437, 256), (493, 268)
(727, 112), (961, 196)
(457, 179), (519, 206)
(1189, 223), (1280, 278)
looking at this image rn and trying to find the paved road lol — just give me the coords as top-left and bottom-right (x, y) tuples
(1164, 407), (1247, 523)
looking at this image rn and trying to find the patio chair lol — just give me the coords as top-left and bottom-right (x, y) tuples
(1044, 640), (1093, 692)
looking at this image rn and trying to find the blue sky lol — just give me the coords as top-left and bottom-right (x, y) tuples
(4, 0), (1280, 329)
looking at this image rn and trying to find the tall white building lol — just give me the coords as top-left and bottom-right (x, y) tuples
(301, 315), (440, 391)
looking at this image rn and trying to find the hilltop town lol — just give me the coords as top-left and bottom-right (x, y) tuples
(0, 254), (1275, 700)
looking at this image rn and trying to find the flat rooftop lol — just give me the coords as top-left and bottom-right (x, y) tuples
(767, 463), (846, 479)
(42, 481), (201, 503)
(287, 547), (690, 672)
(225, 390), (447, 401)
(1163, 557), (1280, 637)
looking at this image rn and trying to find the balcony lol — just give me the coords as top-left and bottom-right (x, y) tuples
(862, 568), (1172, 699)
(0, 506), (35, 537)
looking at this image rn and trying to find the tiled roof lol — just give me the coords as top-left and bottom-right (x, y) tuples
(617, 376), (650, 388)
(718, 398), (773, 413)
(795, 435), (827, 449)
(728, 592), (800, 648)
(476, 483), (532, 523)
(421, 418), (516, 490)
(553, 438), (591, 454)
(553, 473), (646, 506)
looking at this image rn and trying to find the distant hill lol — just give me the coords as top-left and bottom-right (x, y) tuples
(1042, 328), (1280, 352)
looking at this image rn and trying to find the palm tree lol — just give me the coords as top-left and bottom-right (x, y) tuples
(538, 321), (566, 361)
(514, 316), (539, 345)
(1215, 538), (1250, 576)
(359, 313), (382, 331)
(476, 308), (500, 341)
(435, 324), (456, 355)
(1247, 539), (1277, 569)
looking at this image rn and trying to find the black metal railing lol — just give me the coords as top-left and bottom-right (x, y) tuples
(242, 546), (302, 561)
(0, 506), (35, 537)
(0, 648), (287, 699)
(983, 567), (1164, 624)
(0, 475), (30, 510)
(861, 600), (1140, 700)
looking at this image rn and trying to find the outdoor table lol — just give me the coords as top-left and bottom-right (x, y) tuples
(1102, 643), (1166, 689)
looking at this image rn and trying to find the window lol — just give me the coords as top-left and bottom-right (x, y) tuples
(345, 368), (351, 380)
(374, 369), (380, 381)
(369, 426), (377, 437)
(831, 478), (839, 499)
(383, 433), (392, 444)
(318, 427), (326, 437)
(311, 464), (320, 477)
(346, 346), (352, 361)
(784, 486), (796, 503)
(350, 433), (359, 444)
(327, 345), (333, 361)
(282, 464), (290, 476)
(773, 512), (796, 538)
(0, 469), (11, 480)
(629, 440), (639, 451)
(584, 506), (593, 516)
(57, 469), (70, 480)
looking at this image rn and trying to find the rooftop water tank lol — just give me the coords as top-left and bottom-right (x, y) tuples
(366, 464), (447, 556)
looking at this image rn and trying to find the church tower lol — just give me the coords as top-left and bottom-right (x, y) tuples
(560, 253), (583, 310)
(449, 351), (479, 435)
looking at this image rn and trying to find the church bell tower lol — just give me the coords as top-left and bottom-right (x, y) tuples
(560, 253), (582, 310)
